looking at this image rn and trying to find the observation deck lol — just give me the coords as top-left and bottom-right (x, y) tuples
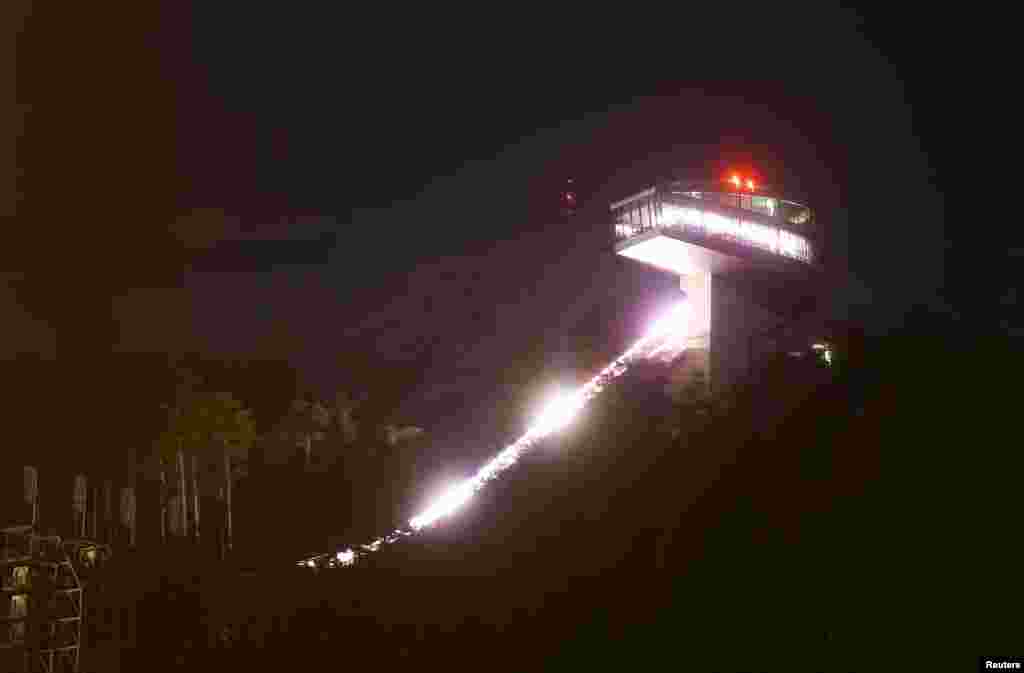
(612, 181), (818, 277)
(612, 178), (827, 392)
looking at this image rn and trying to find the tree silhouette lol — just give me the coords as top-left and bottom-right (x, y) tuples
(154, 382), (255, 556)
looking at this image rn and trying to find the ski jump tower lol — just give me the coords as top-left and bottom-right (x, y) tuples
(612, 173), (825, 391)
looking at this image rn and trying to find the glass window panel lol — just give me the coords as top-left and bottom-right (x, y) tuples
(752, 196), (776, 217)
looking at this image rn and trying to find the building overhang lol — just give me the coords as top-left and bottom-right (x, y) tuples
(614, 228), (814, 277)
(615, 231), (745, 276)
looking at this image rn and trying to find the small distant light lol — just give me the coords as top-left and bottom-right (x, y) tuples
(812, 343), (827, 350)
(306, 559), (316, 568)
(729, 175), (741, 188)
(746, 179), (755, 191)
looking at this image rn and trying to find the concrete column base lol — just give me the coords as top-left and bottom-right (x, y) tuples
(679, 272), (712, 392)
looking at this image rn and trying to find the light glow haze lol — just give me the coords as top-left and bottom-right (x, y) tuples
(300, 301), (691, 568)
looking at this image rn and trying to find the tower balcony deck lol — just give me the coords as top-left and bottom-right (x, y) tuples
(612, 185), (818, 277)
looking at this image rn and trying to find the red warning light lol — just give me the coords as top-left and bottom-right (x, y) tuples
(746, 179), (755, 191)
(729, 175), (741, 188)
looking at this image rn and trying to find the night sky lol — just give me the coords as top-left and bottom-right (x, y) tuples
(7, 5), (953, 458)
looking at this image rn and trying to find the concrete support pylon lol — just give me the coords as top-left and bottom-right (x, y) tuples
(678, 271), (712, 393)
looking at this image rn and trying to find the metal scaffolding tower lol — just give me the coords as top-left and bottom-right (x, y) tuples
(2, 526), (84, 673)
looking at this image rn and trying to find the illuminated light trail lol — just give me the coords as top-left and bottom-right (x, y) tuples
(298, 301), (691, 569)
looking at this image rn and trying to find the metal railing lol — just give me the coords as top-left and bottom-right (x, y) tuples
(612, 190), (814, 265)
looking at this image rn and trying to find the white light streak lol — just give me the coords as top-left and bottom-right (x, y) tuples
(527, 389), (586, 437)
(409, 479), (476, 531)
(298, 301), (692, 568)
